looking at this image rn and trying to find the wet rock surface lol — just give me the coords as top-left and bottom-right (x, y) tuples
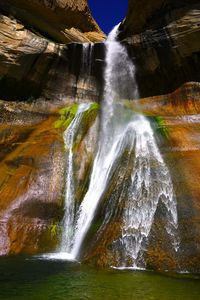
(0, 101), (66, 254)
(0, 14), (104, 102)
(82, 82), (200, 272)
(0, 0), (200, 274)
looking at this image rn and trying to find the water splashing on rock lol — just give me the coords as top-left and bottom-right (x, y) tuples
(57, 24), (179, 267)
(111, 115), (179, 268)
(60, 103), (92, 253)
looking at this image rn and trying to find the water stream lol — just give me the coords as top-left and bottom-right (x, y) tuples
(46, 24), (179, 267)
(112, 115), (179, 268)
(60, 103), (92, 254)
(69, 25), (139, 259)
(42, 103), (91, 261)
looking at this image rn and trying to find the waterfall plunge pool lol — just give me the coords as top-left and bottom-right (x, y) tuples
(0, 256), (199, 300)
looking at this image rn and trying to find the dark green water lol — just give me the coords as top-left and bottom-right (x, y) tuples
(0, 256), (200, 300)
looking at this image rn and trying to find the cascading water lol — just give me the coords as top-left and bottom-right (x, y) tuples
(60, 103), (92, 254)
(111, 115), (179, 268)
(43, 24), (179, 266)
(68, 25), (139, 259)
(41, 103), (91, 261)
(78, 43), (94, 92)
(67, 24), (179, 266)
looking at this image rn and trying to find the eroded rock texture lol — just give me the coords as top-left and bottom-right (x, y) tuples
(120, 2), (200, 98)
(0, 14), (104, 102)
(0, 101), (64, 254)
(0, 99), (99, 255)
(134, 82), (200, 273)
(0, 0), (103, 255)
(120, 0), (199, 36)
(0, 0), (200, 274)
(0, 0), (105, 43)
(82, 83), (200, 273)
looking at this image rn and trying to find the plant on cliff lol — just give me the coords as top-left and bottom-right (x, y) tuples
(122, 101), (170, 139)
(49, 223), (59, 239)
(54, 103), (79, 129)
(80, 102), (99, 134)
(71, 102), (100, 150)
(54, 102), (99, 131)
(54, 102), (99, 153)
(149, 116), (170, 139)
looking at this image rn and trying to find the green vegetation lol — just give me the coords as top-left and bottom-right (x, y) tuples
(80, 102), (99, 134)
(54, 103), (78, 129)
(49, 223), (59, 239)
(122, 101), (170, 139)
(54, 102), (100, 152)
(54, 102), (169, 142)
(149, 116), (170, 139)
(54, 102), (99, 131)
(83, 102), (99, 120)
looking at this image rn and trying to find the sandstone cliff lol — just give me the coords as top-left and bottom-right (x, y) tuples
(0, 14), (104, 102)
(0, 0), (104, 255)
(0, 0), (200, 274)
(119, 1), (200, 98)
(0, 0), (105, 43)
(120, 0), (199, 36)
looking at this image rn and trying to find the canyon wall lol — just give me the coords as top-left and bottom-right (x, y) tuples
(97, 0), (200, 272)
(0, 0), (105, 43)
(0, 0), (200, 273)
(0, 0), (105, 102)
(0, 0), (104, 255)
(119, 0), (200, 97)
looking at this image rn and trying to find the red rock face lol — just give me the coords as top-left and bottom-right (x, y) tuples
(140, 83), (200, 272)
(1, 82), (200, 273)
(0, 102), (65, 255)
(81, 83), (200, 272)
(0, 99), (100, 256)
(0, 0), (200, 273)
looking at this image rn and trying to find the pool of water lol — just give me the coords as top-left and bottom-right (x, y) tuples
(0, 256), (199, 300)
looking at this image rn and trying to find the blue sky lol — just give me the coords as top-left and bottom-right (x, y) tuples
(88, 0), (128, 34)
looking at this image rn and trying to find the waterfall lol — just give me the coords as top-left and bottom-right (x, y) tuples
(60, 103), (92, 253)
(69, 25), (138, 259)
(68, 24), (179, 266)
(78, 43), (94, 91)
(41, 103), (91, 261)
(40, 24), (179, 266)
(111, 115), (179, 268)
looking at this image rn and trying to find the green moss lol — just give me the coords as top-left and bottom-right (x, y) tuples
(49, 224), (59, 239)
(54, 102), (100, 132)
(54, 102), (99, 153)
(54, 103), (78, 130)
(80, 103), (99, 132)
(149, 116), (170, 139)
(122, 101), (170, 140)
